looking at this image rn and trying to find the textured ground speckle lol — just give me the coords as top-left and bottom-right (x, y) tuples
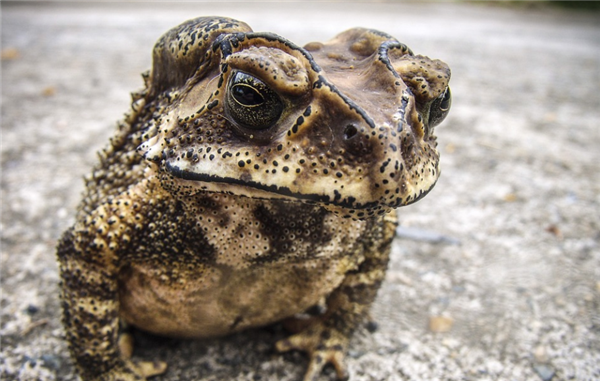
(2, 2), (599, 380)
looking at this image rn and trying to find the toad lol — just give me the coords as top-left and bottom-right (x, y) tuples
(57, 16), (451, 381)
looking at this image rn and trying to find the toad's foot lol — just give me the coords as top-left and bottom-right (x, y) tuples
(276, 324), (349, 381)
(92, 361), (166, 381)
(116, 331), (167, 380)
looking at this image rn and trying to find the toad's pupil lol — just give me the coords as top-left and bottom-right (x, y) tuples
(232, 84), (264, 106)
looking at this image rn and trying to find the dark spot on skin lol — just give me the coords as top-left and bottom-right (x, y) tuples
(207, 100), (219, 110)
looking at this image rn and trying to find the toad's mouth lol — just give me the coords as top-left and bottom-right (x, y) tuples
(165, 161), (435, 214)
(166, 161), (375, 209)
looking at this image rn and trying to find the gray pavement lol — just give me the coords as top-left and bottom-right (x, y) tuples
(2, 2), (599, 380)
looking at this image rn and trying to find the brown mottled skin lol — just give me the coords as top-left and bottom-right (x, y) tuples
(57, 17), (451, 381)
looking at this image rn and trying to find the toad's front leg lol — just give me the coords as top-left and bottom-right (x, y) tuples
(276, 215), (397, 381)
(57, 182), (167, 381)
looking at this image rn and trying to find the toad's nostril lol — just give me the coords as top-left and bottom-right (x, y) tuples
(344, 124), (358, 140)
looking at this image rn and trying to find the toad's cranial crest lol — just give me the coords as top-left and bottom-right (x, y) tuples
(57, 16), (450, 381)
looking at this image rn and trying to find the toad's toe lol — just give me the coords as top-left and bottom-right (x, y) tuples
(276, 326), (349, 381)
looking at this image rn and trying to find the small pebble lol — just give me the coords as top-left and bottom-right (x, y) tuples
(429, 316), (453, 333)
(41, 86), (56, 97)
(533, 364), (555, 381)
(395, 226), (460, 245)
(41, 354), (61, 370)
(365, 320), (379, 333)
(22, 355), (36, 366)
(545, 225), (562, 238)
(533, 345), (548, 362)
(1, 47), (20, 60)
(347, 349), (365, 359)
(25, 304), (39, 315)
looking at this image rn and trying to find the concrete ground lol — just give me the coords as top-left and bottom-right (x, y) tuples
(2, 2), (599, 380)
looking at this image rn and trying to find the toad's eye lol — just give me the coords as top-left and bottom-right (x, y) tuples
(226, 71), (283, 130)
(428, 87), (451, 128)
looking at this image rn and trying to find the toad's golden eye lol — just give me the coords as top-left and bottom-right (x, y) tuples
(428, 87), (451, 128)
(226, 71), (283, 130)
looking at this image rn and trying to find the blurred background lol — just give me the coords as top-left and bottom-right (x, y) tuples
(2, 1), (599, 380)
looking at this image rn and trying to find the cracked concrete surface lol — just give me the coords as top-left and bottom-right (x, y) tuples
(2, 2), (599, 380)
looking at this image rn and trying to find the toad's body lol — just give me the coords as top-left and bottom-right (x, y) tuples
(57, 17), (451, 381)
(118, 197), (372, 339)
